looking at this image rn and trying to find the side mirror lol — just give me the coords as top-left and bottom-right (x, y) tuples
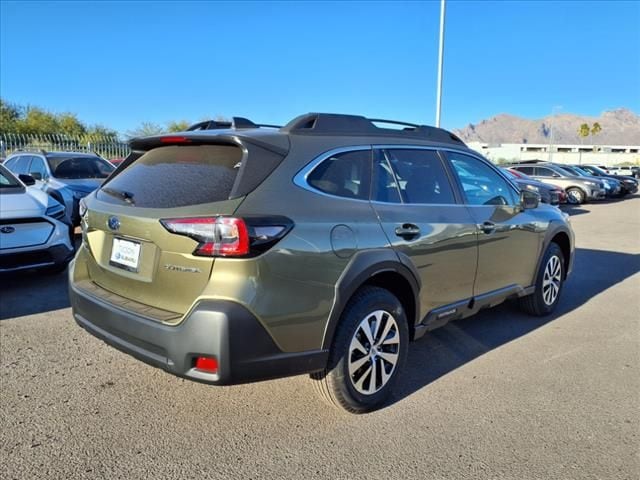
(18, 174), (36, 186)
(552, 173), (561, 178)
(31, 172), (43, 181)
(520, 189), (540, 210)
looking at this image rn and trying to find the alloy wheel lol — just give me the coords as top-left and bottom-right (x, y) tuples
(567, 189), (583, 204)
(542, 255), (562, 306)
(348, 310), (400, 395)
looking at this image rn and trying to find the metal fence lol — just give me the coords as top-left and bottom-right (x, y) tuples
(0, 133), (130, 160)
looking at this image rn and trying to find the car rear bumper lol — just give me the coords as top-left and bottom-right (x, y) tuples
(69, 270), (328, 385)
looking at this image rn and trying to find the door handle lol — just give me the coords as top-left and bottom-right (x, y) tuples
(395, 223), (421, 238)
(479, 221), (496, 234)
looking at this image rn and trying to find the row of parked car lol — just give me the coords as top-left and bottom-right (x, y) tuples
(502, 160), (639, 205)
(0, 145), (638, 276)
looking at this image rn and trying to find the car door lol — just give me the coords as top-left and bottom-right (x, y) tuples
(370, 147), (478, 323)
(444, 151), (542, 296)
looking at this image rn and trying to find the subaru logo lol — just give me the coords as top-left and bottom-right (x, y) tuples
(107, 216), (120, 231)
(0, 226), (15, 234)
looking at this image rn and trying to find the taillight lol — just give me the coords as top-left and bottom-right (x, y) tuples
(160, 216), (292, 257)
(160, 217), (249, 257)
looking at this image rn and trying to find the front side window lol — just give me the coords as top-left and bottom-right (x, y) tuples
(307, 149), (371, 200)
(447, 152), (517, 206)
(536, 167), (557, 177)
(7, 155), (31, 175)
(0, 165), (22, 188)
(29, 156), (48, 180)
(381, 149), (456, 204)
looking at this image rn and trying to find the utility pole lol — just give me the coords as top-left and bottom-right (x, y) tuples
(435, 0), (446, 128)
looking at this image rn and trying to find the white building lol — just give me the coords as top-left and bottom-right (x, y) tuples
(467, 142), (640, 166)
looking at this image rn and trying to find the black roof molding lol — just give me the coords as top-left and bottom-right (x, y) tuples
(184, 113), (465, 146)
(281, 113), (465, 145)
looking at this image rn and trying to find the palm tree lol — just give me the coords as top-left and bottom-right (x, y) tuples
(577, 123), (603, 164)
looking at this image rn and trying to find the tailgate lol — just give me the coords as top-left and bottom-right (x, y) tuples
(81, 143), (247, 316)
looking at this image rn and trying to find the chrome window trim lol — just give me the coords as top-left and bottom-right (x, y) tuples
(293, 143), (521, 205)
(292, 145), (372, 203)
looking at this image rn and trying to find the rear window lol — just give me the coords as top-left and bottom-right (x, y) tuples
(48, 156), (115, 179)
(96, 145), (242, 208)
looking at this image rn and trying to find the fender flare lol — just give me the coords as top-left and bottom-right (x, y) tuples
(535, 221), (574, 281)
(320, 248), (421, 350)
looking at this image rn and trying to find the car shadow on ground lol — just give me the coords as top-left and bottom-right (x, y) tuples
(390, 247), (640, 407)
(559, 204), (590, 216)
(0, 268), (70, 320)
(0, 236), (79, 320)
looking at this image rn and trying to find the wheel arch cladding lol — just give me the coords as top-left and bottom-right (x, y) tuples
(361, 271), (417, 340)
(321, 250), (421, 350)
(550, 231), (571, 279)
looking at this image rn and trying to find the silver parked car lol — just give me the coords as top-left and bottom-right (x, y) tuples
(0, 165), (74, 273)
(510, 162), (606, 204)
(3, 151), (115, 227)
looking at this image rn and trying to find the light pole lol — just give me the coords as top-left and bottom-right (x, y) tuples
(435, 0), (446, 128)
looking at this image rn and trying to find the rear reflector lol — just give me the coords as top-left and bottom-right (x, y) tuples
(195, 356), (218, 374)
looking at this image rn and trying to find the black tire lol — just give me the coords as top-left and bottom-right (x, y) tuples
(310, 286), (409, 414)
(519, 242), (565, 316)
(566, 187), (586, 205)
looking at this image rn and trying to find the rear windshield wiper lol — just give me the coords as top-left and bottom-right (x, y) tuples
(101, 187), (135, 205)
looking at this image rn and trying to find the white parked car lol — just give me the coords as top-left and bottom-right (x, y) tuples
(0, 165), (74, 273)
(608, 166), (634, 177)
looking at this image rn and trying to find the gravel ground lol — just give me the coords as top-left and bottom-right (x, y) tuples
(1, 196), (639, 480)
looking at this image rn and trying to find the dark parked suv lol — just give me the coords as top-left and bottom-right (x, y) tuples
(69, 113), (574, 413)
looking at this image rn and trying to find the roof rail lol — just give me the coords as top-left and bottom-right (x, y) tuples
(10, 148), (48, 155)
(281, 113), (465, 145)
(515, 159), (549, 164)
(186, 117), (281, 131)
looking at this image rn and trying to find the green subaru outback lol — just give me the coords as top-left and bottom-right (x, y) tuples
(69, 113), (574, 413)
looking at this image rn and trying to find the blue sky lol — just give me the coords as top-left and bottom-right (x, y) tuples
(1, 0), (639, 135)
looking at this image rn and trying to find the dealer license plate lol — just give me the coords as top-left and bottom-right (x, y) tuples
(109, 237), (141, 272)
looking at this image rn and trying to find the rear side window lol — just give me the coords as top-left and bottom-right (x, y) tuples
(382, 149), (455, 204)
(307, 150), (371, 200)
(97, 145), (242, 208)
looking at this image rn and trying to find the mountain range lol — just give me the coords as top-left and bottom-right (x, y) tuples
(453, 108), (640, 145)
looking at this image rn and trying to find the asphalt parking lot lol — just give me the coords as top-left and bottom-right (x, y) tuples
(1, 196), (639, 480)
